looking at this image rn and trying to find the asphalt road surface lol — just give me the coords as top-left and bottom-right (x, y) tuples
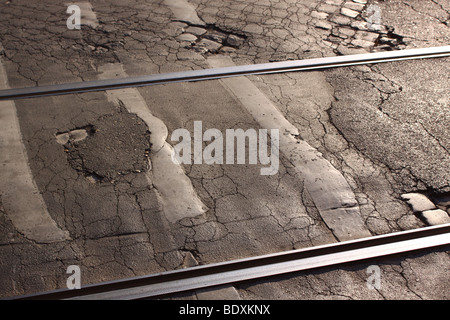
(0, 0), (448, 299)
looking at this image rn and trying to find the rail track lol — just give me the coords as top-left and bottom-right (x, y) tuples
(3, 47), (450, 300)
(0, 46), (449, 101)
(10, 223), (450, 300)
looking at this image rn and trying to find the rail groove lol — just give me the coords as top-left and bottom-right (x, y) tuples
(9, 223), (450, 300)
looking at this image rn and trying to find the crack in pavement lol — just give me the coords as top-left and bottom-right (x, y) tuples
(0, 58), (70, 243)
(248, 69), (426, 234)
(326, 60), (450, 194)
(208, 55), (372, 241)
(98, 63), (208, 223)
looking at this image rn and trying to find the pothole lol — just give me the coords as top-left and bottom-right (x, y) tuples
(63, 112), (151, 183)
(373, 30), (407, 51)
(429, 192), (450, 212)
(177, 24), (247, 54)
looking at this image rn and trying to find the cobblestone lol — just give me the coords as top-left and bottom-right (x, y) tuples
(421, 209), (450, 225)
(176, 33), (198, 43)
(3, 0), (400, 88)
(402, 193), (437, 213)
(315, 20), (334, 30)
(189, 0), (401, 63)
(311, 11), (329, 20)
(186, 26), (207, 36)
(343, 1), (365, 11)
(341, 7), (360, 18)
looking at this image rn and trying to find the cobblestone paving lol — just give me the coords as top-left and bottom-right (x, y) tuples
(0, 0), (419, 88)
(1, 0), (448, 86)
(191, 0), (406, 62)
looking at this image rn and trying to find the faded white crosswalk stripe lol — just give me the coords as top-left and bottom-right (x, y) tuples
(208, 56), (371, 241)
(0, 58), (70, 243)
(98, 63), (208, 223)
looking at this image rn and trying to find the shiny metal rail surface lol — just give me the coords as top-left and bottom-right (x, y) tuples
(9, 223), (450, 300)
(0, 46), (449, 101)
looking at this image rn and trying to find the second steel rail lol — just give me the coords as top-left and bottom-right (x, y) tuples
(10, 223), (450, 300)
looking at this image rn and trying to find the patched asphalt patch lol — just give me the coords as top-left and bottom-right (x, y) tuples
(65, 111), (151, 182)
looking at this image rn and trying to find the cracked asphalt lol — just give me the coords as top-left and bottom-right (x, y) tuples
(0, 0), (449, 299)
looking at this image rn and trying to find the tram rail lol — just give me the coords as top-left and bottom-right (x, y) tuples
(9, 223), (450, 300)
(3, 45), (450, 300)
(0, 46), (449, 101)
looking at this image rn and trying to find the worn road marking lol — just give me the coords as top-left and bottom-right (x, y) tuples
(98, 63), (207, 223)
(0, 59), (70, 243)
(66, 2), (99, 28)
(164, 0), (206, 26)
(208, 56), (371, 241)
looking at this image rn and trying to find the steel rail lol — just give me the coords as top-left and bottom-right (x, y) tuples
(1, 46), (450, 101)
(9, 223), (450, 300)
